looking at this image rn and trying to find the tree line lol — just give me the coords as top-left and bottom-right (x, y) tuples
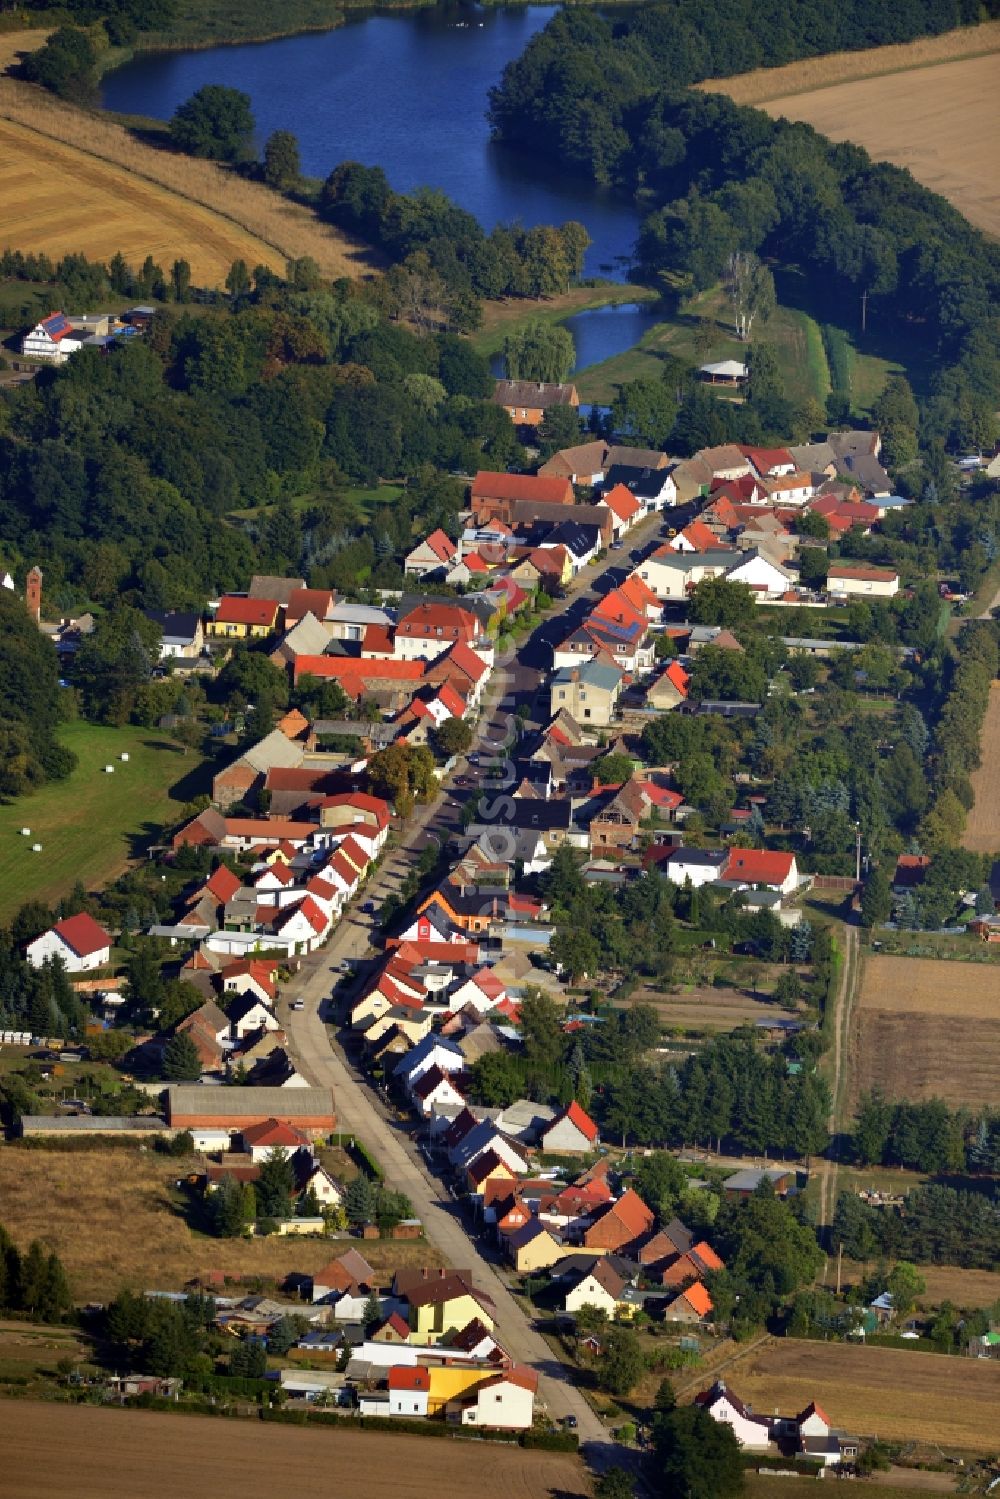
(853, 1090), (1000, 1175)
(833, 1183), (1000, 1268)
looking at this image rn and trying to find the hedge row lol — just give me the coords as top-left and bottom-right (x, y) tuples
(821, 324), (852, 399)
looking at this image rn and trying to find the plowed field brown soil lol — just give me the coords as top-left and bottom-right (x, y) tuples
(0, 1402), (590, 1499)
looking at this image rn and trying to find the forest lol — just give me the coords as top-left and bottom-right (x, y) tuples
(489, 7), (1000, 451)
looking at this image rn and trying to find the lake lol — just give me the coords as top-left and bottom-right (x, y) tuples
(489, 299), (664, 379)
(102, 4), (642, 281)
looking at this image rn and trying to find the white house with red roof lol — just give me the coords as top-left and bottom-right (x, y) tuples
(26, 913), (112, 973)
(741, 445), (797, 479)
(221, 959), (278, 1006)
(273, 895), (330, 953)
(394, 603), (484, 662)
(240, 1117), (313, 1163)
(540, 1100), (599, 1154)
(22, 311), (84, 363)
(388, 1364), (431, 1416)
(722, 848), (799, 896)
(405, 529), (459, 579)
(451, 1365), (537, 1428)
(601, 483), (643, 538)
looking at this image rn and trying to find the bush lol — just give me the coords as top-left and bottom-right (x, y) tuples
(522, 1427), (579, 1451)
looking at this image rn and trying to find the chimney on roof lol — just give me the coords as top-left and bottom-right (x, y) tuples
(25, 566), (42, 623)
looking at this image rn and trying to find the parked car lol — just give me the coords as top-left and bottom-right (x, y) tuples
(290, 1000), (304, 1011)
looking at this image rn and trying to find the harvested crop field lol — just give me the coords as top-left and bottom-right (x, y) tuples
(0, 52), (377, 284)
(0, 113), (283, 286)
(963, 681), (1000, 854)
(851, 954), (1000, 1108)
(723, 1337), (1000, 1453)
(731, 51), (1000, 240)
(0, 1149), (443, 1301)
(0, 1402), (590, 1499)
(859, 955), (1000, 1016)
(632, 984), (792, 1033)
(701, 20), (1000, 106)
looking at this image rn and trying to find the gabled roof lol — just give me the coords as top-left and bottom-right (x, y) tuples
(492, 381), (577, 411)
(240, 1117), (310, 1149)
(796, 1400), (832, 1427)
(548, 1099), (599, 1143)
(47, 912), (111, 958)
(215, 596), (279, 628)
(285, 588), (334, 625)
(472, 470), (573, 505)
(278, 895), (328, 936)
(722, 849), (795, 886)
(602, 483), (642, 523)
(420, 528), (458, 563)
(676, 1280), (713, 1316)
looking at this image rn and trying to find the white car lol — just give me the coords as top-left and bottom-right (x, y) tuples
(290, 1000), (304, 1011)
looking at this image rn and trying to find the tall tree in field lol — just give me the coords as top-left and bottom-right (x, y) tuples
(170, 84), (255, 162)
(723, 251), (775, 342)
(262, 129), (301, 190)
(170, 259), (192, 303)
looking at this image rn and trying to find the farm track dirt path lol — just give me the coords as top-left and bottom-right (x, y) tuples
(816, 924), (859, 1243)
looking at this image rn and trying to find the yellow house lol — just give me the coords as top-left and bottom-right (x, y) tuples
(362, 1009), (431, 1048)
(208, 596), (280, 640)
(406, 1273), (496, 1345)
(503, 1221), (565, 1274)
(425, 1364), (489, 1416)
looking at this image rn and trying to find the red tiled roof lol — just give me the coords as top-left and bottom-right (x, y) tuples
(602, 483), (642, 523)
(362, 623), (394, 655)
(285, 588), (333, 624)
(471, 472), (573, 506)
(205, 866), (241, 904)
(423, 528), (457, 563)
(215, 596), (279, 627)
(397, 603), (481, 641)
(678, 1280), (713, 1316)
(50, 913), (111, 959)
(281, 895), (327, 936)
(293, 655), (426, 686)
(442, 641), (488, 684)
(742, 445), (795, 473)
(676, 519), (721, 552)
(241, 1118), (309, 1149)
(435, 682), (468, 720)
(388, 1365), (430, 1391)
(664, 661), (689, 696)
(722, 849), (795, 885)
(555, 1099), (599, 1142)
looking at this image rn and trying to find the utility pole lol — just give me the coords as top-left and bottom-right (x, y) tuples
(855, 822), (862, 884)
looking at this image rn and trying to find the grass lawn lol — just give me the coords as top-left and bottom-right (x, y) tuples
(573, 284), (831, 408)
(472, 282), (659, 360)
(228, 482), (405, 524)
(0, 720), (213, 923)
